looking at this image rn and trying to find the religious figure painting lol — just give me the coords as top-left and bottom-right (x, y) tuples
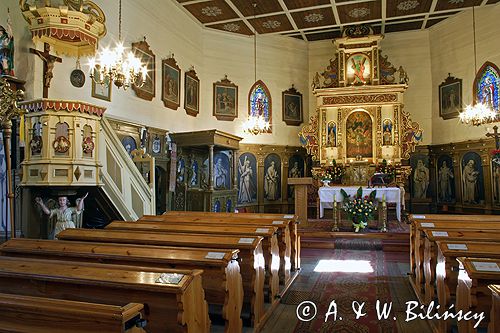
(213, 75), (238, 121)
(461, 152), (484, 205)
(214, 152), (230, 190)
(264, 154), (281, 201)
(382, 119), (392, 146)
(346, 53), (371, 85)
(346, 111), (372, 158)
(439, 74), (462, 120)
(437, 155), (455, 203)
(131, 40), (155, 101)
(121, 136), (137, 158)
(410, 155), (430, 200)
(237, 152), (257, 205)
(91, 67), (111, 102)
(474, 62), (499, 113)
(162, 57), (180, 110)
(327, 121), (337, 147)
(282, 86), (303, 126)
(184, 68), (200, 117)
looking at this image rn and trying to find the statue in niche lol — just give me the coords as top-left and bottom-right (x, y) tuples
(382, 119), (392, 146)
(35, 193), (88, 239)
(327, 121), (336, 147)
(264, 161), (279, 200)
(462, 159), (479, 203)
(493, 163), (500, 203)
(189, 158), (198, 187)
(413, 160), (429, 199)
(0, 20), (14, 76)
(238, 156), (254, 204)
(288, 161), (301, 199)
(177, 157), (185, 183)
(438, 160), (454, 202)
(214, 158), (228, 189)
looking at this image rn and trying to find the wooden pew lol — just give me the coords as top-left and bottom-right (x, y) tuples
(0, 238), (243, 333)
(0, 256), (210, 333)
(0, 293), (147, 333)
(421, 228), (500, 304)
(106, 221), (280, 302)
(456, 257), (500, 333)
(57, 228), (265, 328)
(410, 219), (500, 301)
(433, 241), (500, 333)
(488, 285), (500, 333)
(140, 214), (292, 284)
(409, 214), (500, 281)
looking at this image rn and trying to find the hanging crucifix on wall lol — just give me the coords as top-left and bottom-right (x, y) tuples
(29, 43), (62, 98)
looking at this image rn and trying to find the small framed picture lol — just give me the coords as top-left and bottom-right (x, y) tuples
(282, 86), (303, 126)
(162, 56), (181, 110)
(213, 75), (238, 121)
(184, 68), (200, 117)
(91, 67), (111, 102)
(439, 74), (462, 120)
(131, 39), (155, 101)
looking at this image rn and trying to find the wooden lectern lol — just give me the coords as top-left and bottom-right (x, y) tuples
(288, 177), (313, 226)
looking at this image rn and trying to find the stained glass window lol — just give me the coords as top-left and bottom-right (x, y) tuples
(475, 62), (499, 112)
(249, 80), (272, 126)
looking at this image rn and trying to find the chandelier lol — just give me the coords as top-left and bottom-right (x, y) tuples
(89, 0), (147, 89)
(459, 5), (497, 126)
(243, 3), (270, 135)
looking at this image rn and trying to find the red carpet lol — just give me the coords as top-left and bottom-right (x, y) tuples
(289, 248), (406, 333)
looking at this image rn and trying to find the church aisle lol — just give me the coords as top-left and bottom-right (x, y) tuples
(260, 247), (431, 333)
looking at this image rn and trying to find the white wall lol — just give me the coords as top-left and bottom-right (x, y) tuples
(4, 0), (500, 147)
(429, 4), (500, 144)
(4, 0), (309, 146)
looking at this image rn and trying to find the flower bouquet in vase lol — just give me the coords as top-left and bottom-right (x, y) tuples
(340, 187), (377, 232)
(491, 149), (500, 166)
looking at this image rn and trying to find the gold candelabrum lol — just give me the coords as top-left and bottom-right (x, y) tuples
(0, 77), (24, 239)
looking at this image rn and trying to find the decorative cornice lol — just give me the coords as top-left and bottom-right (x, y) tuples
(19, 99), (106, 117)
(323, 94), (397, 105)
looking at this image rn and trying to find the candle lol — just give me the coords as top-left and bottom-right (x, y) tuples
(382, 194), (386, 202)
(334, 193), (337, 202)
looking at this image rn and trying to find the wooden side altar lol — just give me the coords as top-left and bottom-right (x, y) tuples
(170, 130), (241, 212)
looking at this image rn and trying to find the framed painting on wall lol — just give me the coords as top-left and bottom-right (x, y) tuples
(282, 85), (303, 126)
(131, 39), (155, 101)
(162, 56), (181, 110)
(213, 75), (238, 121)
(439, 74), (462, 120)
(91, 67), (111, 102)
(184, 67), (200, 117)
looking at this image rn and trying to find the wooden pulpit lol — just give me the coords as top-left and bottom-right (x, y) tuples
(288, 177), (312, 225)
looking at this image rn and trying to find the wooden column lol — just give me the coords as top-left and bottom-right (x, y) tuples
(209, 144), (214, 191)
(288, 177), (312, 226)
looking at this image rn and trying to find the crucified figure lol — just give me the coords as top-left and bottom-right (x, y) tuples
(30, 43), (62, 98)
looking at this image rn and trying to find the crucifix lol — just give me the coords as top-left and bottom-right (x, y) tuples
(486, 125), (500, 150)
(29, 43), (62, 98)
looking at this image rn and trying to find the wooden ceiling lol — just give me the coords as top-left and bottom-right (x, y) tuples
(175, 0), (499, 41)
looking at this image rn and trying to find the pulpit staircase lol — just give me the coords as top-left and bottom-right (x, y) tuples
(98, 117), (155, 221)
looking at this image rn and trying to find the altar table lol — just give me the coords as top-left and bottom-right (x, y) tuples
(319, 186), (402, 221)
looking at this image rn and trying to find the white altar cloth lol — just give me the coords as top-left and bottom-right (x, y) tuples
(319, 186), (402, 221)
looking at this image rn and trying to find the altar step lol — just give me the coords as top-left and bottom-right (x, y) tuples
(299, 230), (409, 252)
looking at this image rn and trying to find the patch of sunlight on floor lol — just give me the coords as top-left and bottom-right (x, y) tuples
(314, 259), (374, 273)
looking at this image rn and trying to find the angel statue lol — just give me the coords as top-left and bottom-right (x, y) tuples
(311, 72), (321, 90)
(35, 193), (88, 239)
